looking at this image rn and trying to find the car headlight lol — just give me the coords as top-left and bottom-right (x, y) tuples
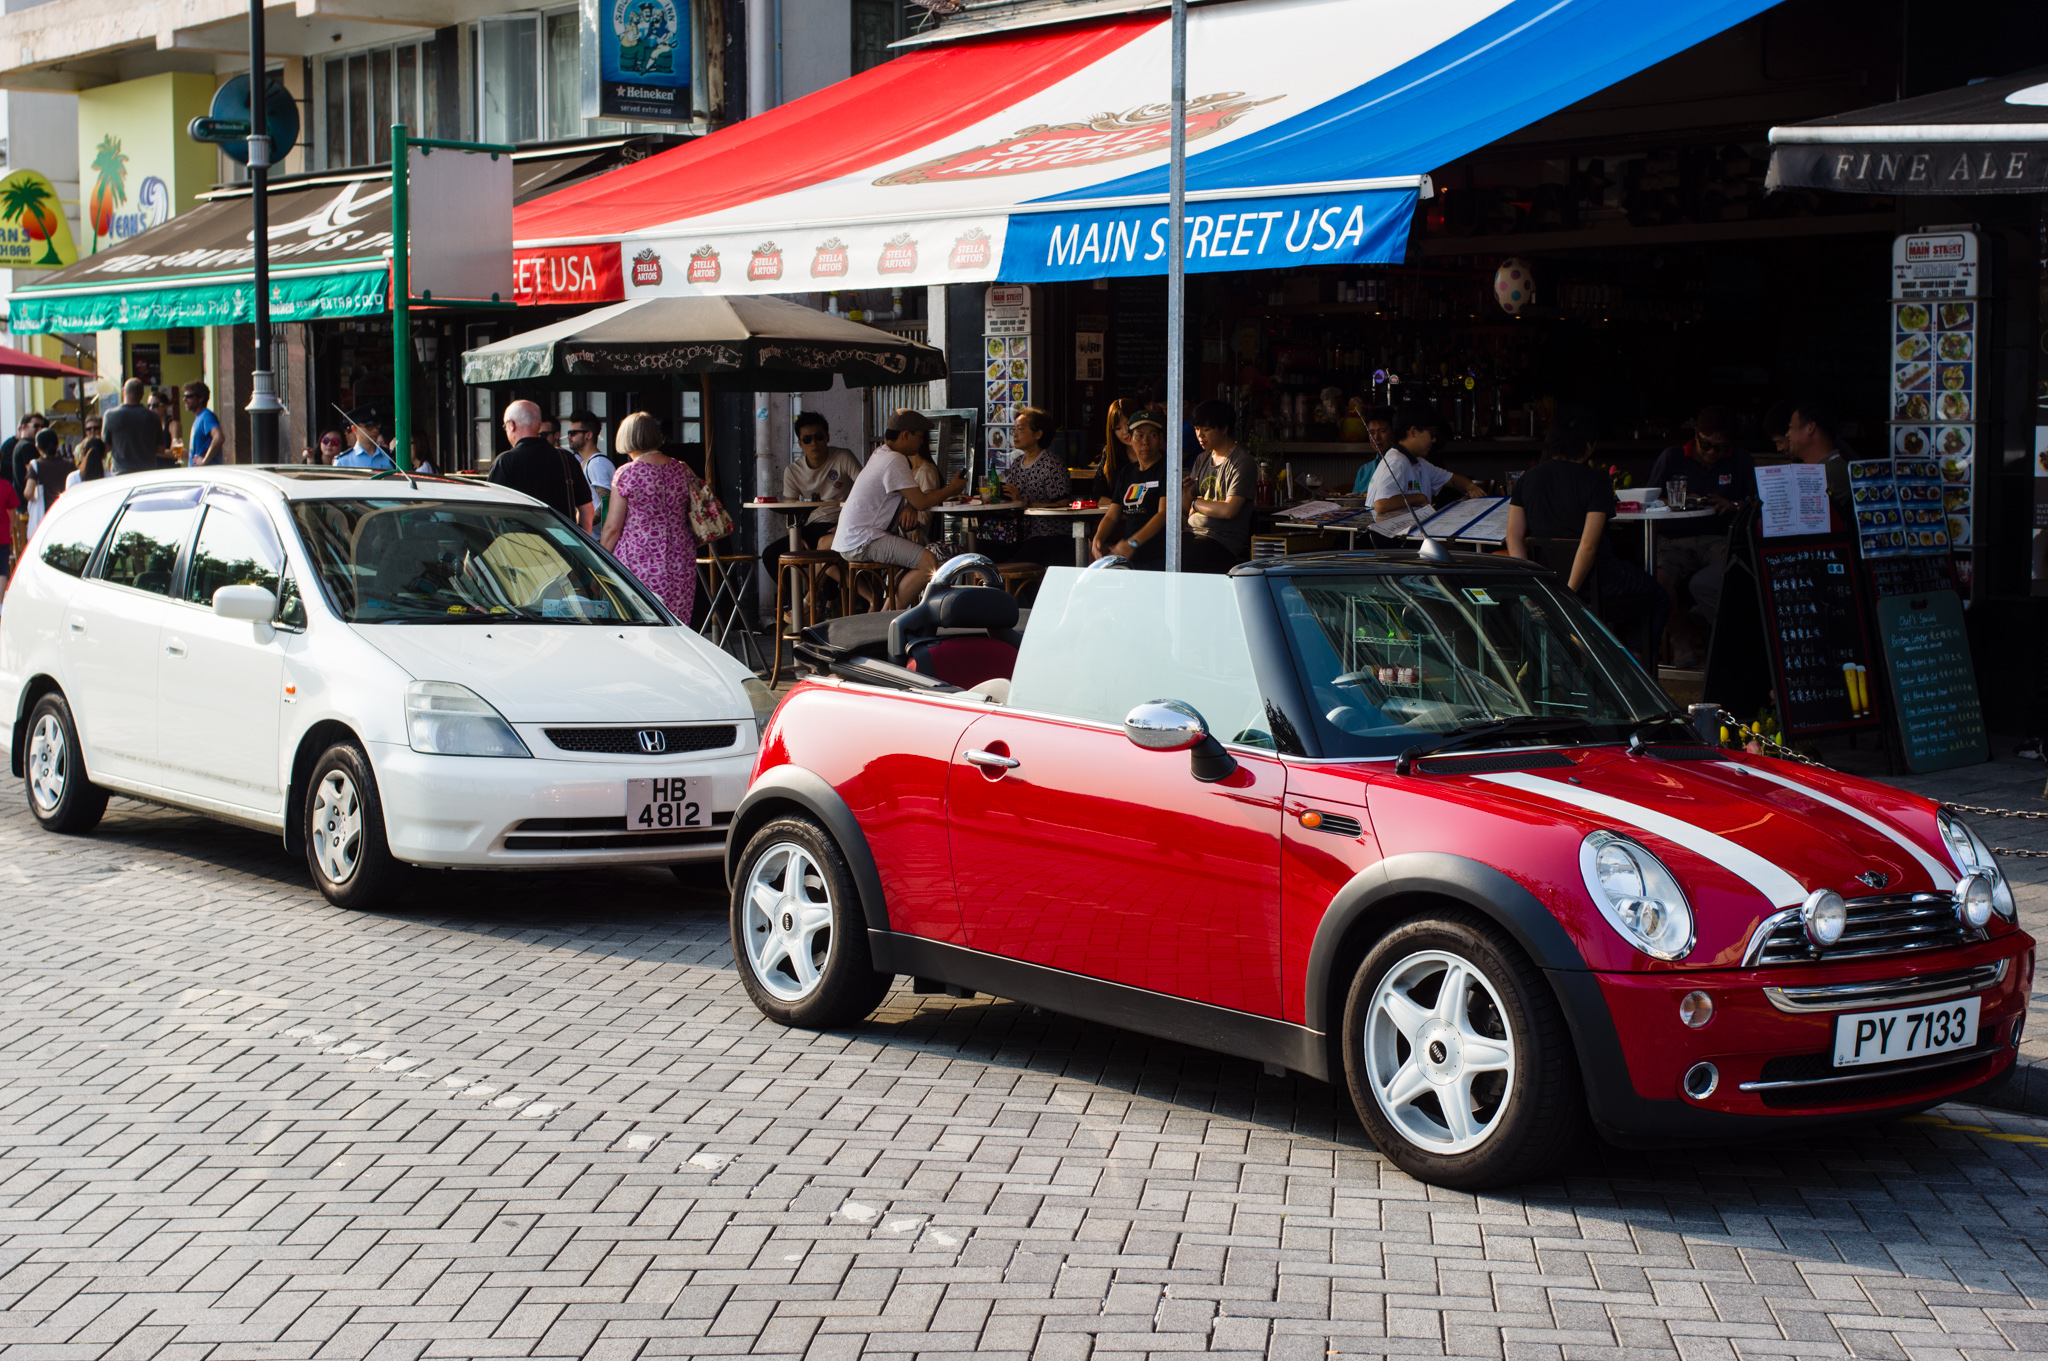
(1580, 830), (1695, 961)
(1937, 810), (2016, 920)
(743, 677), (778, 736)
(405, 681), (530, 757)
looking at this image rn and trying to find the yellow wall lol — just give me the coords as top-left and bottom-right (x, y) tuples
(76, 73), (217, 256)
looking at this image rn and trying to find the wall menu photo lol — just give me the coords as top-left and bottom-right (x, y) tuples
(1890, 231), (1975, 595)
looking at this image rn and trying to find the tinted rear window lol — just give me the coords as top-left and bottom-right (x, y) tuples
(37, 491), (122, 578)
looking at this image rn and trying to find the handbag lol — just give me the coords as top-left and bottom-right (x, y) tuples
(686, 469), (735, 542)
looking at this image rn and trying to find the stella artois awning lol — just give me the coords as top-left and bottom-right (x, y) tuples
(511, 0), (1778, 300)
(1768, 70), (2048, 196)
(6, 146), (623, 335)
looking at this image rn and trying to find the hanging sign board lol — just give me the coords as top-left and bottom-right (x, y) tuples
(408, 145), (513, 302)
(582, 0), (693, 123)
(1892, 231), (1978, 300)
(1874, 590), (1987, 772)
(1889, 231), (1977, 599)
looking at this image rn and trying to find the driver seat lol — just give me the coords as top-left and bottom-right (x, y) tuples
(887, 585), (1022, 689)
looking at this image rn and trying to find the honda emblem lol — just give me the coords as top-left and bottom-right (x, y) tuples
(1856, 870), (1890, 889)
(637, 729), (666, 754)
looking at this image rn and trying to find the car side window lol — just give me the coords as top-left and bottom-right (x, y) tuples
(36, 493), (122, 578)
(96, 488), (202, 597)
(186, 503), (283, 606)
(1007, 567), (1273, 747)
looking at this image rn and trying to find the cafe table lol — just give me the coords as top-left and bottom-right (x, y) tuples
(1025, 504), (1109, 567)
(929, 499), (1025, 552)
(1613, 505), (1717, 573)
(747, 499), (834, 556)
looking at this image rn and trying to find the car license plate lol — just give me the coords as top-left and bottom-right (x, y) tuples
(627, 777), (702, 831)
(1831, 996), (1980, 1068)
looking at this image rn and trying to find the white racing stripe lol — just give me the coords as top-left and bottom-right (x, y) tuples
(1476, 771), (1810, 907)
(1714, 761), (1959, 891)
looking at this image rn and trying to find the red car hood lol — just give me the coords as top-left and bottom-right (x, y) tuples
(1452, 749), (1962, 906)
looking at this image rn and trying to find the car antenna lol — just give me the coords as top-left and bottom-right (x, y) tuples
(335, 402), (417, 488)
(1413, 505), (1450, 562)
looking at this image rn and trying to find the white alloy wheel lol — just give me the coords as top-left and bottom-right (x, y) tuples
(1364, 949), (1517, 1155)
(311, 769), (365, 885)
(742, 841), (835, 1002)
(26, 713), (67, 812)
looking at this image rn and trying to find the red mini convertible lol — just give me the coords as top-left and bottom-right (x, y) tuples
(726, 553), (2032, 1187)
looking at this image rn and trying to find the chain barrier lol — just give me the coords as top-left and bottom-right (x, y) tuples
(1939, 805), (2048, 859)
(1721, 717), (1832, 769)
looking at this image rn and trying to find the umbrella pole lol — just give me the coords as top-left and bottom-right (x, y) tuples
(700, 373), (715, 495)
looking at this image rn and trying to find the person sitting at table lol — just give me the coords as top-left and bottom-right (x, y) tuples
(1089, 408), (1230, 575)
(1368, 405), (1481, 521)
(1505, 408), (1667, 654)
(1185, 399), (1257, 571)
(1093, 397), (1135, 500)
(982, 407), (1074, 567)
(1350, 405), (1395, 495)
(833, 409), (965, 608)
(783, 411), (862, 549)
(1645, 405), (1755, 666)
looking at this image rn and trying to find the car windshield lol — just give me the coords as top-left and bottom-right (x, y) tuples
(1270, 571), (1671, 757)
(291, 499), (667, 625)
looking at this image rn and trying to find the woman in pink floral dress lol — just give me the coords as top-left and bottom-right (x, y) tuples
(599, 411), (699, 622)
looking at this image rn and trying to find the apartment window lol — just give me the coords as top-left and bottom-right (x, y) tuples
(321, 39), (439, 168)
(851, 0), (901, 75)
(476, 9), (589, 145)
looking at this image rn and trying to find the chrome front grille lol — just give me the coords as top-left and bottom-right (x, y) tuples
(1743, 891), (1978, 966)
(1763, 960), (2007, 1013)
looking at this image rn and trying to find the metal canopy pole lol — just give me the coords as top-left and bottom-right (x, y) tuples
(391, 123), (411, 471)
(1163, 0), (1187, 573)
(245, 0), (280, 463)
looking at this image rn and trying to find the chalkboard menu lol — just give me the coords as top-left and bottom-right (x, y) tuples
(1876, 590), (1987, 773)
(1866, 555), (1953, 601)
(1756, 543), (1879, 736)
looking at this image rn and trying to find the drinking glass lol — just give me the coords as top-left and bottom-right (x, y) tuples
(1665, 479), (1688, 511)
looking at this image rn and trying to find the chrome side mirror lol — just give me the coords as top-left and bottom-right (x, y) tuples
(213, 584), (278, 643)
(925, 552), (1002, 597)
(1124, 699), (1237, 783)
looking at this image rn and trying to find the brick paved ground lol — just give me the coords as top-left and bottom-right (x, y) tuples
(6, 792), (2048, 1361)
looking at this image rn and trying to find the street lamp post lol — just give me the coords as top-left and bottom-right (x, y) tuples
(245, 0), (280, 463)
(1163, 0), (1187, 572)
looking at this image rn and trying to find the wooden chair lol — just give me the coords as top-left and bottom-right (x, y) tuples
(995, 560), (1044, 603)
(771, 549), (848, 686)
(845, 560), (909, 613)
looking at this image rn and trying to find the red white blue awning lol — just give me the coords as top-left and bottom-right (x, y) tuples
(512, 0), (1777, 299)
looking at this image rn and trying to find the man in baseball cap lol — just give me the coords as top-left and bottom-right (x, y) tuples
(830, 408), (964, 607)
(335, 406), (395, 470)
(1092, 407), (1172, 565)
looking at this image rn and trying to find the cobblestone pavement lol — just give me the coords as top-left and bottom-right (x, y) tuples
(6, 794), (2048, 1361)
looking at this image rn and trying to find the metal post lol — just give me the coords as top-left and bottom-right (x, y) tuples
(391, 122), (412, 472)
(1163, 0), (1187, 572)
(245, 0), (280, 463)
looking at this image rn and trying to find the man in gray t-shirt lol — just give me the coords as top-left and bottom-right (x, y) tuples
(103, 378), (168, 475)
(1186, 399), (1256, 570)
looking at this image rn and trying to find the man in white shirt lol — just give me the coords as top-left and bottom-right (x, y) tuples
(1369, 404), (1480, 521)
(784, 411), (863, 549)
(565, 409), (615, 523)
(832, 409), (964, 607)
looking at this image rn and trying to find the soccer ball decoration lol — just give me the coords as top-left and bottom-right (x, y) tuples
(1493, 258), (1535, 315)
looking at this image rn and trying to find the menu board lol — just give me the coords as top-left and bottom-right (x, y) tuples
(1891, 231), (1977, 595)
(983, 285), (1030, 474)
(1756, 543), (1879, 735)
(1875, 590), (1987, 773)
(2034, 426), (2048, 595)
(1866, 554), (1952, 601)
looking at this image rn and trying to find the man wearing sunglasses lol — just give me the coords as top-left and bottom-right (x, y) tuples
(1646, 405), (1755, 664)
(563, 410), (614, 524)
(782, 411), (861, 549)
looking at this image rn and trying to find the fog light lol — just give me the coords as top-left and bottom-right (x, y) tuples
(1801, 889), (1848, 948)
(1959, 873), (1995, 929)
(1682, 1061), (1719, 1100)
(1679, 990), (1714, 1028)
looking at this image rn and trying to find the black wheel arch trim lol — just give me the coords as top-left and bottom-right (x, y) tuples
(728, 767), (890, 934)
(9, 675), (67, 779)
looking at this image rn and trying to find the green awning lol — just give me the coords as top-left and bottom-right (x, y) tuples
(9, 266), (387, 334)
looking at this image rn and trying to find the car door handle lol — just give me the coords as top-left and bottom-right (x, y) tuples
(965, 749), (1020, 770)
(164, 641), (186, 658)
(68, 620), (84, 634)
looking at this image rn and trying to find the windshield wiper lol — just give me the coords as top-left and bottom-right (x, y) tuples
(1395, 716), (1595, 775)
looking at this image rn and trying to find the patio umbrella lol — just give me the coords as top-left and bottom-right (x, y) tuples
(1767, 69), (2048, 195)
(0, 343), (95, 379)
(459, 294), (946, 389)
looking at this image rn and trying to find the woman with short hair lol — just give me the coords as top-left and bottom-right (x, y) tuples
(599, 411), (702, 622)
(983, 406), (1073, 567)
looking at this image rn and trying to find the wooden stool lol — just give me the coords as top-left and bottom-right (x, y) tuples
(696, 548), (767, 672)
(772, 550), (848, 685)
(845, 560), (909, 613)
(996, 561), (1044, 601)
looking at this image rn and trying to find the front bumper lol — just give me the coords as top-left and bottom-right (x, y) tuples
(1571, 934), (2034, 1134)
(369, 740), (756, 867)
